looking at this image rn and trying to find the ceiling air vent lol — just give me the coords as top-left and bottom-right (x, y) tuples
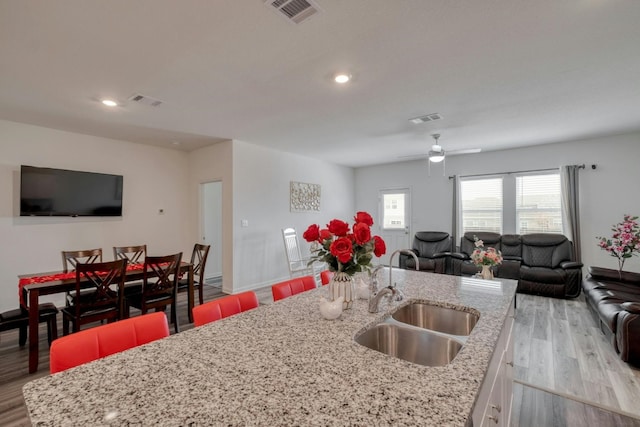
(128, 93), (163, 107)
(265, 0), (320, 24)
(409, 113), (442, 124)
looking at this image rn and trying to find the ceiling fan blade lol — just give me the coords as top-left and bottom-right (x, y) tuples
(447, 148), (482, 156)
(397, 153), (428, 160)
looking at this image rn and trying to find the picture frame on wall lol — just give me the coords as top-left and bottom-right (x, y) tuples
(290, 181), (320, 212)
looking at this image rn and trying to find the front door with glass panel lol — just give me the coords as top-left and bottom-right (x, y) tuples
(378, 188), (411, 266)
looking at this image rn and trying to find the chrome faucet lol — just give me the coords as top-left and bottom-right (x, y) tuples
(388, 250), (419, 301)
(368, 265), (393, 313)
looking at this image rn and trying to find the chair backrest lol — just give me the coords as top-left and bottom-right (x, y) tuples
(113, 245), (147, 265)
(320, 270), (334, 286)
(50, 312), (169, 373)
(282, 228), (304, 265)
(412, 231), (452, 258)
(459, 232), (501, 256)
(72, 259), (127, 318)
(521, 233), (572, 268)
(192, 291), (259, 327)
(190, 243), (211, 285)
(271, 276), (317, 301)
(142, 253), (182, 299)
(61, 248), (103, 273)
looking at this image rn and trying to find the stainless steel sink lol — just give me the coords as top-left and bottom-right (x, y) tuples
(392, 303), (479, 336)
(355, 322), (462, 366)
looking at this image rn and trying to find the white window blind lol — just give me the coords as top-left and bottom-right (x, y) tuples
(460, 177), (503, 234)
(516, 173), (562, 234)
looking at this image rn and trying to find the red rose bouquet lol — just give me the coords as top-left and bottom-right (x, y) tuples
(302, 211), (386, 276)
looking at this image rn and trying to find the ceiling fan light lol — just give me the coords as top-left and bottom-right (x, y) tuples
(428, 151), (445, 163)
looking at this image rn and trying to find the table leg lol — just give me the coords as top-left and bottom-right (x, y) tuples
(28, 289), (40, 374)
(188, 265), (194, 323)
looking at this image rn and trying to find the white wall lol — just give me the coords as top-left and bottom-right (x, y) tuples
(356, 132), (640, 274)
(231, 140), (355, 292)
(188, 141), (234, 293)
(0, 120), (192, 312)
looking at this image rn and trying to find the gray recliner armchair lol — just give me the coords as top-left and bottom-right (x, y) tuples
(399, 231), (452, 274)
(518, 233), (582, 298)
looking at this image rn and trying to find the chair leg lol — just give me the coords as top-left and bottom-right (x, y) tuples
(198, 285), (204, 305)
(19, 324), (27, 347)
(47, 315), (58, 346)
(62, 315), (69, 336)
(172, 302), (179, 334)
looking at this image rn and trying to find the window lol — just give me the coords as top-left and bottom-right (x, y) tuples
(460, 177), (503, 234)
(459, 172), (563, 235)
(516, 173), (562, 234)
(382, 193), (406, 230)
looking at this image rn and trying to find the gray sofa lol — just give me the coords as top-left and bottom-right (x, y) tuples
(401, 231), (583, 298)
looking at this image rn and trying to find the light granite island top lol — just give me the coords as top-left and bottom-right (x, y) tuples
(24, 269), (517, 426)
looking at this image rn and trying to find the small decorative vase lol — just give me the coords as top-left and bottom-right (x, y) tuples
(480, 265), (494, 280)
(328, 271), (356, 310)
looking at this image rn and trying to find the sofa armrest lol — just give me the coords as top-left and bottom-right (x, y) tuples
(560, 261), (583, 270)
(622, 302), (640, 314)
(433, 251), (452, 259)
(449, 252), (469, 260)
(503, 255), (522, 262)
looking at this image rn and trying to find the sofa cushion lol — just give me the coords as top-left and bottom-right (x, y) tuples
(519, 266), (566, 284)
(407, 257), (436, 272)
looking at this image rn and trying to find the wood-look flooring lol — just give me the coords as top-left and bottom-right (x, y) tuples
(2, 287), (640, 426)
(513, 293), (640, 420)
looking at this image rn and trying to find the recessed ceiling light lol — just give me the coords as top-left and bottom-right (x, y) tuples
(101, 99), (118, 107)
(334, 73), (351, 84)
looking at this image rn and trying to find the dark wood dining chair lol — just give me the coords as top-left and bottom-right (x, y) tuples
(61, 248), (103, 273)
(113, 245), (146, 265)
(61, 248), (104, 305)
(61, 259), (128, 335)
(177, 244), (211, 306)
(113, 244), (147, 296)
(0, 303), (58, 347)
(126, 253), (182, 334)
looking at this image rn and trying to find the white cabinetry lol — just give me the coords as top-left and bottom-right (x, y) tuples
(472, 298), (515, 426)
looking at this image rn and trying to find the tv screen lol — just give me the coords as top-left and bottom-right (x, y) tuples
(20, 165), (123, 217)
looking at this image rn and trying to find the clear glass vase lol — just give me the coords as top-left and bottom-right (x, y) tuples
(328, 271), (356, 310)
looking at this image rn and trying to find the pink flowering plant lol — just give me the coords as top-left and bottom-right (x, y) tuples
(597, 214), (640, 275)
(470, 236), (503, 267)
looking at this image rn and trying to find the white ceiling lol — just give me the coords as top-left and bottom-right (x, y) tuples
(1, 1), (639, 167)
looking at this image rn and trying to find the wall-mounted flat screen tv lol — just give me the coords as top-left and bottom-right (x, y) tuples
(20, 165), (123, 217)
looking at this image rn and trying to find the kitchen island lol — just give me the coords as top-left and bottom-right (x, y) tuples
(23, 269), (517, 426)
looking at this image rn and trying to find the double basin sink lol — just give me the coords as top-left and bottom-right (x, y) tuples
(355, 302), (479, 367)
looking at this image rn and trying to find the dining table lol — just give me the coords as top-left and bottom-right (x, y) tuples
(19, 261), (194, 373)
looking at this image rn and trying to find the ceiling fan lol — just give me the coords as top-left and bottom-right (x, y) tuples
(399, 134), (482, 162)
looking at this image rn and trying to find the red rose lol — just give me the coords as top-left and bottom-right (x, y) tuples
(373, 235), (386, 257)
(302, 224), (320, 242)
(330, 237), (353, 264)
(327, 219), (349, 237)
(319, 228), (332, 242)
(353, 222), (371, 245)
(354, 211), (374, 226)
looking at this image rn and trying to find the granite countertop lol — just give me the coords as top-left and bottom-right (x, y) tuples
(23, 269), (517, 426)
